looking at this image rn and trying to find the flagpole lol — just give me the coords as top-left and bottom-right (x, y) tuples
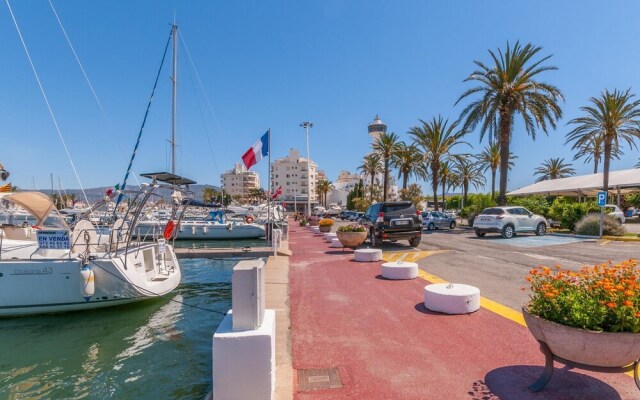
(267, 128), (271, 243)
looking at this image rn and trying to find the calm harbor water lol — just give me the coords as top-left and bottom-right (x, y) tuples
(0, 257), (237, 400)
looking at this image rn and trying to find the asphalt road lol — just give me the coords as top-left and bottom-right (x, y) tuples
(350, 222), (639, 312)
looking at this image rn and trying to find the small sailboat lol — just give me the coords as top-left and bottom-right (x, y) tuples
(0, 182), (187, 316)
(134, 206), (266, 240)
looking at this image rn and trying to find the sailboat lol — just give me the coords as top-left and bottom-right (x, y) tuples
(0, 26), (191, 316)
(0, 185), (186, 316)
(132, 25), (266, 241)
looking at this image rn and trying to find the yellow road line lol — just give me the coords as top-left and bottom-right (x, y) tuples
(383, 249), (526, 326)
(415, 269), (526, 326)
(600, 240), (611, 246)
(386, 250), (634, 378)
(382, 250), (448, 263)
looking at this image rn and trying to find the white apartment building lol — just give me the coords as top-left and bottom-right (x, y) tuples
(221, 163), (260, 198)
(271, 148), (318, 211)
(327, 170), (362, 207)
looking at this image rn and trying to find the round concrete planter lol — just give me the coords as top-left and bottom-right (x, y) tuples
(522, 305), (640, 367)
(336, 231), (367, 248)
(308, 220), (319, 227)
(319, 225), (332, 233)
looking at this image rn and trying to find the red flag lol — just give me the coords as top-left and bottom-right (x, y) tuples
(271, 186), (282, 200)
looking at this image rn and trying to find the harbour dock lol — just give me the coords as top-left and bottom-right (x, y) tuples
(259, 221), (639, 400)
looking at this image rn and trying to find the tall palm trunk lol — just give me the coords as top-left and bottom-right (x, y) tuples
(490, 168), (497, 199)
(432, 162), (439, 211)
(402, 172), (409, 190)
(441, 179), (447, 211)
(497, 110), (511, 206)
(603, 137), (612, 191)
(370, 174), (375, 200)
(463, 181), (469, 206)
(383, 158), (390, 201)
(593, 150), (599, 174)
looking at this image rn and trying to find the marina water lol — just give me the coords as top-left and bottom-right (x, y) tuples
(0, 256), (240, 399)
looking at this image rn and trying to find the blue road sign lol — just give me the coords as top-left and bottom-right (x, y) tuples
(597, 191), (607, 207)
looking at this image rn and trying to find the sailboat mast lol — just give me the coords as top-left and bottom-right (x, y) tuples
(171, 24), (178, 175)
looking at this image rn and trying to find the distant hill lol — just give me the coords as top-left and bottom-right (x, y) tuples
(37, 184), (221, 204)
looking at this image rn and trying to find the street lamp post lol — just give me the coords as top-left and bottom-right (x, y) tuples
(300, 121), (313, 216)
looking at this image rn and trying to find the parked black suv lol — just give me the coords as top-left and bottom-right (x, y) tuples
(361, 201), (422, 247)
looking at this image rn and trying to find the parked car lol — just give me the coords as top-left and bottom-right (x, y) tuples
(346, 211), (360, 221)
(338, 210), (350, 220)
(421, 211), (457, 230)
(361, 201), (422, 247)
(603, 204), (625, 224)
(473, 206), (547, 239)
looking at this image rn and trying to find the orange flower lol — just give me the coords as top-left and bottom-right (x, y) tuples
(625, 290), (635, 297)
(544, 292), (555, 298)
(607, 302), (617, 308)
(623, 300), (634, 307)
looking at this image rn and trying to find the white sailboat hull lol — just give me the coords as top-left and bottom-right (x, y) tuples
(134, 221), (265, 240)
(0, 242), (181, 316)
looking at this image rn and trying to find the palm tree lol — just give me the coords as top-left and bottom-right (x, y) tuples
(315, 180), (333, 208)
(567, 89), (640, 191)
(439, 160), (459, 210)
(452, 156), (486, 206)
(391, 142), (428, 190)
(248, 188), (264, 204)
(476, 142), (517, 199)
(357, 153), (382, 201)
(571, 133), (622, 174)
(202, 187), (217, 203)
(409, 116), (467, 211)
(373, 132), (401, 201)
(534, 158), (576, 182)
(457, 41), (564, 206)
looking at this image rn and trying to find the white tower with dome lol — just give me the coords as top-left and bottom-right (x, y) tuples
(368, 114), (387, 143)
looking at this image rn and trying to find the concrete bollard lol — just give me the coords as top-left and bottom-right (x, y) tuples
(213, 258), (275, 400)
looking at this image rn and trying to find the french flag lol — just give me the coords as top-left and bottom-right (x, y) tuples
(241, 131), (269, 170)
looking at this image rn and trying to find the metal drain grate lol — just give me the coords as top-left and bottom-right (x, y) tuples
(297, 368), (342, 391)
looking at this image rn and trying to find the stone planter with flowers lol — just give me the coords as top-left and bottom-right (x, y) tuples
(318, 218), (334, 233)
(523, 259), (640, 391)
(336, 224), (367, 248)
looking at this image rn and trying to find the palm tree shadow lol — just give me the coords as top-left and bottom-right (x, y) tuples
(466, 365), (622, 400)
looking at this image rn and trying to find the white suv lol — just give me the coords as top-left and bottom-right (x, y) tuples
(604, 204), (625, 224)
(473, 207), (547, 239)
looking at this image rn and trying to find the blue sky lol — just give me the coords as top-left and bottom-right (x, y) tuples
(1, 0), (639, 194)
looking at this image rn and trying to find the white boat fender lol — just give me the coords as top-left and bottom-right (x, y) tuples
(191, 226), (196, 235)
(227, 223), (233, 231)
(203, 226), (208, 234)
(80, 264), (95, 302)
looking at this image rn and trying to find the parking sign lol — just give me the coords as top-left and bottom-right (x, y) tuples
(597, 191), (607, 207)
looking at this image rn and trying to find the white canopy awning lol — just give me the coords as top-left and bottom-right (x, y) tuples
(0, 191), (56, 225)
(508, 168), (640, 197)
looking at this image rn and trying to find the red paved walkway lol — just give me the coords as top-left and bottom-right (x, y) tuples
(289, 224), (638, 400)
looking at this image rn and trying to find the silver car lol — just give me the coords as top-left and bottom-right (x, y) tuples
(473, 206), (547, 239)
(421, 211), (457, 231)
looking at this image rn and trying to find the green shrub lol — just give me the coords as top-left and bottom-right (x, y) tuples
(575, 214), (626, 236)
(548, 197), (599, 230)
(507, 195), (551, 217)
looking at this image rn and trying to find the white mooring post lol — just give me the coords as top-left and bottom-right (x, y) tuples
(213, 258), (275, 400)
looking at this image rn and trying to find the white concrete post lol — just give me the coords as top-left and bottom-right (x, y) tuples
(232, 259), (266, 330)
(213, 258), (275, 400)
(272, 229), (282, 256)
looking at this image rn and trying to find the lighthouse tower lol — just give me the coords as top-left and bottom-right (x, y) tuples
(368, 115), (387, 144)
